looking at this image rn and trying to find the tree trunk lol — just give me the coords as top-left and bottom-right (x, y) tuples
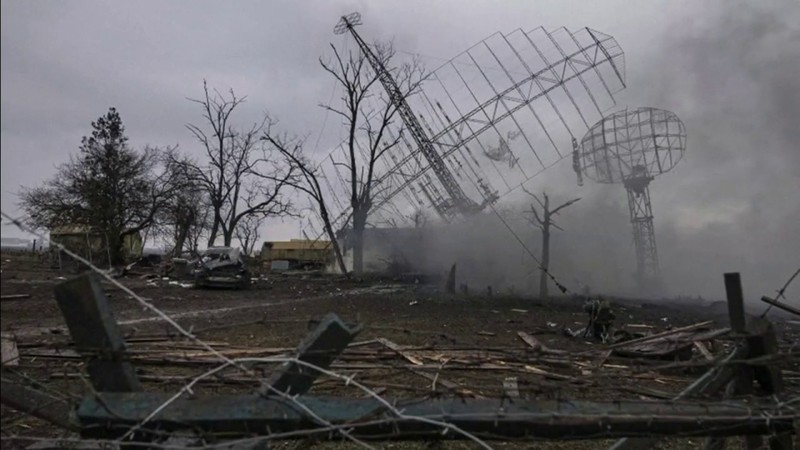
(223, 229), (234, 247)
(207, 221), (219, 248)
(173, 223), (190, 257)
(540, 224), (550, 300)
(352, 208), (368, 274)
(330, 234), (348, 276)
(446, 263), (457, 294)
(107, 233), (125, 267)
(319, 207), (348, 277)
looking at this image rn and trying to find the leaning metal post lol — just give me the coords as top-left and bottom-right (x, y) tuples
(334, 12), (474, 220)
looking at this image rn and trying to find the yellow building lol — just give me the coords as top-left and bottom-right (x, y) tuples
(49, 225), (143, 263)
(260, 239), (332, 270)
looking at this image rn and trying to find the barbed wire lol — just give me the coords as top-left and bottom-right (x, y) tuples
(760, 267), (800, 318)
(0, 211), (380, 448)
(3, 212), (797, 448)
(0, 211), (492, 448)
(2, 392), (796, 449)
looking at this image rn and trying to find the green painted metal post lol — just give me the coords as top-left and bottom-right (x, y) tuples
(260, 312), (360, 396)
(53, 273), (141, 392)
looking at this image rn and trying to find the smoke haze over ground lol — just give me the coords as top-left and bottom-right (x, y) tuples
(444, 1), (800, 303)
(385, 0), (800, 302)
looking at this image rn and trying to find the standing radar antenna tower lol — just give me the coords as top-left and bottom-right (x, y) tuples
(578, 107), (686, 289)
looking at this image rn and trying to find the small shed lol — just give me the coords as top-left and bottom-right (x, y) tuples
(261, 239), (332, 270)
(49, 225), (143, 263)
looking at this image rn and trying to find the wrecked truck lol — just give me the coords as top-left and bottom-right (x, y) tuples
(193, 247), (251, 289)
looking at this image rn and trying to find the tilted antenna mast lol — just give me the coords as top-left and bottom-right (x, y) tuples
(334, 12), (474, 219)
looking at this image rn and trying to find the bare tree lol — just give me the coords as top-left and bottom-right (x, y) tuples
(523, 189), (580, 300)
(235, 214), (264, 256)
(320, 41), (425, 273)
(177, 81), (296, 247)
(148, 150), (209, 257)
(185, 202), (212, 257)
(261, 131), (348, 276)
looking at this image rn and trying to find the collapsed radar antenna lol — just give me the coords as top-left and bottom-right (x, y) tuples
(322, 11), (626, 234)
(334, 11), (475, 220)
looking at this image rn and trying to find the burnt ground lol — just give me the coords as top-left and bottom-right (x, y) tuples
(1, 258), (798, 449)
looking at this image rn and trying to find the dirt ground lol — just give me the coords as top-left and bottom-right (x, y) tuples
(1, 257), (797, 449)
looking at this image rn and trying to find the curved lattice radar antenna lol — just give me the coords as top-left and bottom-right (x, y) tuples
(577, 107), (687, 290)
(580, 107), (686, 185)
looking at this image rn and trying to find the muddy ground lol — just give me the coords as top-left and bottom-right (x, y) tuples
(1, 258), (797, 449)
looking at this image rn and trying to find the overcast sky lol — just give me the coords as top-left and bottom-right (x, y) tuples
(2, 0), (798, 301)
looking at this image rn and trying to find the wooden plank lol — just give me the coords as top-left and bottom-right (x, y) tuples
(523, 364), (575, 381)
(260, 313), (359, 396)
(609, 345), (742, 450)
(377, 338), (424, 365)
(77, 394), (796, 440)
(1, 333), (19, 366)
(381, 336), (481, 398)
(518, 331), (566, 355)
(0, 294), (31, 301)
(693, 341), (714, 361)
(25, 439), (113, 450)
(409, 368), (480, 398)
(603, 321), (714, 350)
(0, 377), (77, 431)
(53, 273), (141, 392)
(26, 440), (113, 450)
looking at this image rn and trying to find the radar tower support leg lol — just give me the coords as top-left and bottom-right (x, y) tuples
(624, 177), (660, 290)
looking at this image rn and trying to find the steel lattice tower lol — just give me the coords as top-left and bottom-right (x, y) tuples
(334, 13), (475, 218)
(578, 107), (686, 290)
(623, 169), (659, 282)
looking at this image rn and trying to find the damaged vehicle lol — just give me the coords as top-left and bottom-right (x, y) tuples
(193, 247), (251, 289)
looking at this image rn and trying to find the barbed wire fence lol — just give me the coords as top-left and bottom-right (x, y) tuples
(1, 210), (797, 449)
(1, 211), (495, 449)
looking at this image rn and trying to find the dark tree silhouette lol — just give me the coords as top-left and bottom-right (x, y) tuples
(19, 107), (179, 265)
(175, 81), (296, 247)
(320, 41), (425, 273)
(155, 150), (212, 257)
(523, 188), (580, 300)
(234, 213), (264, 256)
(261, 130), (349, 276)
